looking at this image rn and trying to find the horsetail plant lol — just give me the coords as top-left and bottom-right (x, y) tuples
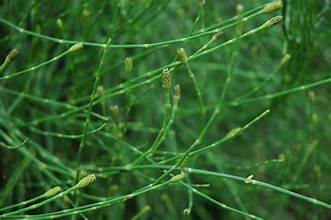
(0, 186), (62, 213)
(234, 53), (291, 101)
(43, 186), (63, 198)
(110, 105), (121, 125)
(74, 174), (97, 189)
(262, 1), (283, 14)
(193, 30), (223, 55)
(161, 67), (171, 89)
(0, 48), (19, 74)
(1, 1), (330, 219)
(124, 57), (133, 73)
(177, 48), (205, 117)
(75, 38), (111, 195)
(0, 174), (97, 217)
(0, 43), (83, 80)
(131, 70), (180, 166)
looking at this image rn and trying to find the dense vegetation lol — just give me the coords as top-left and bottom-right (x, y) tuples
(0, 0), (330, 219)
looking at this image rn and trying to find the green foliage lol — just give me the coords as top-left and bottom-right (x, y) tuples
(0, 0), (330, 219)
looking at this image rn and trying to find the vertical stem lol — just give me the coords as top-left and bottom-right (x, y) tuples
(74, 38), (112, 204)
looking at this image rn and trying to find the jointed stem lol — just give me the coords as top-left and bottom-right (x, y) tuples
(184, 62), (205, 118)
(75, 39), (112, 184)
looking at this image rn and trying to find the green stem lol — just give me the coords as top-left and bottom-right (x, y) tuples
(75, 38), (111, 182)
